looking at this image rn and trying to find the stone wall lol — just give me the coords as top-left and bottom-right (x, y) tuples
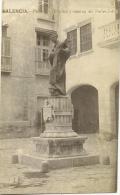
(0, 0), (58, 138)
(58, 0), (119, 138)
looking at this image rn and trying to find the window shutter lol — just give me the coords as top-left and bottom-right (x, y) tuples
(38, 0), (49, 14)
(67, 29), (77, 56)
(115, 0), (120, 19)
(2, 38), (10, 56)
(1, 37), (11, 71)
(35, 47), (42, 70)
(80, 23), (92, 52)
(2, 27), (7, 37)
(35, 47), (41, 62)
(49, 0), (53, 18)
(2, 39), (4, 56)
(5, 38), (10, 56)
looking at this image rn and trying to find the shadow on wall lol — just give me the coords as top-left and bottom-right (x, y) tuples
(35, 111), (45, 135)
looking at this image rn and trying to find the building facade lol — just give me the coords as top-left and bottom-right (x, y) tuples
(59, 0), (119, 138)
(0, 0), (119, 139)
(0, 0), (59, 137)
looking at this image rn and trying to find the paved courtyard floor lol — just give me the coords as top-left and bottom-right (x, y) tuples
(0, 135), (118, 194)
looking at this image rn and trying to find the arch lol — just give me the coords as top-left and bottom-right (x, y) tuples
(110, 81), (119, 90)
(71, 84), (99, 134)
(67, 83), (98, 95)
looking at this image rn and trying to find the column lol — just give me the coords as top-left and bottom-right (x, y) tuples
(99, 87), (116, 140)
(77, 27), (80, 54)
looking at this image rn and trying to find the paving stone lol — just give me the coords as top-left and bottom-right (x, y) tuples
(0, 137), (117, 193)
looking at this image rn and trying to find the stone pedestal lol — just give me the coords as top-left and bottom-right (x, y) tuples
(41, 96), (77, 138)
(17, 96), (99, 171)
(33, 136), (87, 158)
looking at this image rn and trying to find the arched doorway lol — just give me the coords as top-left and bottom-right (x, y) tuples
(71, 85), (99, 134)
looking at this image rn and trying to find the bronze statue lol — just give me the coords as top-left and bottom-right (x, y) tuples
(49, 36), (70, 96)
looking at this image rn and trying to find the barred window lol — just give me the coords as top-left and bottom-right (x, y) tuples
(80, 23), (92, 53)
(67, 29), (77, 56)
(39, 0), (49, 14)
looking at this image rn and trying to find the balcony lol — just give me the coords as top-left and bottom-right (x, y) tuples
(1, 37), (12, 72)
(35, 60), (50, 75)
(99, 20), (120, 48)
(35, 46), (50, 75)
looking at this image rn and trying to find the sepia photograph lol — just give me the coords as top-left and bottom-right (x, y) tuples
(0, 0), (119, 194)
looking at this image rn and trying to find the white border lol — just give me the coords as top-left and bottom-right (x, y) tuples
(0, 0), (119, 195)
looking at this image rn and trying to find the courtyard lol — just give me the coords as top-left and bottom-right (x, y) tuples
(0, 135), (118, 194)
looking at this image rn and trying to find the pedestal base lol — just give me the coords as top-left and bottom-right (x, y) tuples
(32, 136), (87, 158)
(17, 135), (100, 172)
(14, 96), (100, 172)
(19, 154), (100, 171)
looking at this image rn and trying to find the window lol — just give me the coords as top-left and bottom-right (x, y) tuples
(35, 29), (57, 74)
(43, 36), (49, 46)
(2, 26), (7, 37)
(66, 21), (92, 56)
(2, 38), (11, 56)
(80, 23), (92, 53)
(35, 32), (50, 74)
(39, 0), (49, 14)
(37, 33), (49, 46)
(43, 49), (49, 62)
(1, 40), (12, 72)
(1, 26), (12, 72)
(67, 29), (77, 56)
(115, 0), (120, 19)
(36, 33), (50, 62)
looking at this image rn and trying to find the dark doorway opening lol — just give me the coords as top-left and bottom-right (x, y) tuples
(71, 85), (99, 134)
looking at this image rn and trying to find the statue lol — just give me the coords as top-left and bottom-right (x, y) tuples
(48, 36), (70, 96)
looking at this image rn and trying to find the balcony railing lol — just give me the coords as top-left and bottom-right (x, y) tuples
(1, 37), (12, 72)
(35, 60), (50, 75)
(35, 47), (50, 75)
(99, 20), (120, 48)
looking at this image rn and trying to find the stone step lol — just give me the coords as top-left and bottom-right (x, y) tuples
(18, 153), (100, 171)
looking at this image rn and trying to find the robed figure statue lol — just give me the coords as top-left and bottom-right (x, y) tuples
(48, 37), (70, 96)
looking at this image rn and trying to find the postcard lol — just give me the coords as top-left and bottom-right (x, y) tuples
(0, 0), (119, 194)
